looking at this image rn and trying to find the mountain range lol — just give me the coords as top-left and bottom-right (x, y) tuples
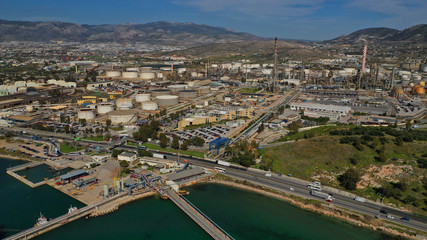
(0, 19), (262, 46)
(326, 24), (427, 44)
(0, 19), (426, 47)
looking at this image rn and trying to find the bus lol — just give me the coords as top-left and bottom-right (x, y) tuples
(214, 167), (226, 173)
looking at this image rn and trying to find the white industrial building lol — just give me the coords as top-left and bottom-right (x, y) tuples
(290, 102), (351, 115)
(118, 152), (137, 162)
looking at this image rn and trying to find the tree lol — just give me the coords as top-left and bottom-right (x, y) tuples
(395, 136), (403, 146)
(138, 150), (153, 157)
(338, 168), (360, 190)
(79, 118), (86, 125)
(257, 124), (264, 133)
(353, 137), (363, 151)
(159, 133), (168, 148)
(191, 136), (205, 146)
(106, 119), (112, 128)
(119, 160), (129, 168)
(111, 149), (124, 157)
(181, 140), (189, 150)
(288, 121), (300, 135)
(171, 135), (180, 149)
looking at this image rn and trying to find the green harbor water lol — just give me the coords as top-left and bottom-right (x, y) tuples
(16, 164), (73, 183)
(1, 158), (399, 240)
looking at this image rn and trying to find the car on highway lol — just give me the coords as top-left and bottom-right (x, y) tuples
(290, 187), (295, 191)
(401, 217), (410, 221)
(386, 215), (394, 219)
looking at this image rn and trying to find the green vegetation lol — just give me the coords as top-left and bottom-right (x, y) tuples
(238, 88), (261, 94)
(109, 126), (124, 131)
(126, 141), (138, 146)
(301, 115), (330, 125)
(142, 142), (205, 158)
(261, 125), (427, 214)
(184, 122), (213, 130)
(59, 144), (83, 153)
(275, 124), (353, 142)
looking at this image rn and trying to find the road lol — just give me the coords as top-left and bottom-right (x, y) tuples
(147, 151), (427, 234)
(1, 127), (426, 234)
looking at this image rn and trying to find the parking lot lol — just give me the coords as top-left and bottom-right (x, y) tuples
(168, 126), (230, 143)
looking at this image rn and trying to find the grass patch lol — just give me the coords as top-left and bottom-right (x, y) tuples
(274, 124), (354, 142)
(83, 136), (105, 141)
(60, 144), (83, 153)
(109, 126), (124, 131)
(142, 142), (205, 158)
(238, 88), (261, 94)
(126, 141), (138, 146)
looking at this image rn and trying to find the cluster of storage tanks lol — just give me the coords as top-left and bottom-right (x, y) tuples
(105, 67), (158, 80)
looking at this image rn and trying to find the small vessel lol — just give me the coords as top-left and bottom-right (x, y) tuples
(178, 190), (190, 195)
(35, 213), (48, 226)
(68, 205), (78, 214)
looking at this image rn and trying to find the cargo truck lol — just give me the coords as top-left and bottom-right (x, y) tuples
(310, 190), (334, 202)
(153, 153), (166, 159)
(216, 160), (231, 167)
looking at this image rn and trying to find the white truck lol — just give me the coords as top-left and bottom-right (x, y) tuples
(310, 190), (334, 202)
(354, 196), (366, 203)
(153, 153), (166, 159)
(216, 160), (231, 167)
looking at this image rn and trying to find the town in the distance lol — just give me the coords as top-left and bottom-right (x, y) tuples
(0, 20), (426, 240)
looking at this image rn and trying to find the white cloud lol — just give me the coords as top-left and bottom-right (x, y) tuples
(173, 0), (326, 17)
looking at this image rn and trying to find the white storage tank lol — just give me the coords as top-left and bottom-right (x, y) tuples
(116, 98), (133, 109)
(135, 93), (151, 102)
(97, 103), (114, 114)
(151, 89), (171, 97)
(106, 71), (122, 77)
(78, 108), (95, 120)
(156, 95), (179, 106)
(168, 84), (187, 93)
(126, 67), (140, 72)
(107, 110), (138, 124)
(140, 72), (156, 80)
(122, 71), (139, 79)
(142, 101), (158, 111)
(160, 67), (172, 71)
(177, 68), (186, 74)
(178, 90), (198, 99)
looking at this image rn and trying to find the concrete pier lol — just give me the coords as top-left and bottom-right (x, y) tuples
(6, 162), (47, 188)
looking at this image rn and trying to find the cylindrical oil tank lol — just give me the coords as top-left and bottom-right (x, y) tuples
(106, 71), (121, 77)
(78, 108), (95, 120)
(97, 103), (114, 114)
(151, 89), (171, 97)
(140, 72), (156, 80)
(126, 67), (139, 72)
(156, 95), (179, 106)
(160, 67), (172, 71)
(116, 98), (133, 109)
(178, 90), (198, 99)
(122, 71), (139, 79)
(177, 68), (187, 74)
(142, 101), (158, 111)
(168, 84), (187, 93)
(141, 67), (153, 71)
(135, 93), (151, 102)
(197, 86), (210, 95)
(108, 110), (138, 124)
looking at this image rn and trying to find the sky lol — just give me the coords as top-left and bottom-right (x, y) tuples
(0, 0), (426, 40)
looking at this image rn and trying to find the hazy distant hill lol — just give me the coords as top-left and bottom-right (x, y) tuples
(165, 40), (329, 60)
(0, 19), (262, 46)
(326, 24), (427, 44)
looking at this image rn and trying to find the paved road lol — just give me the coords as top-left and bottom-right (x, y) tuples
(2, 128), (426, 234)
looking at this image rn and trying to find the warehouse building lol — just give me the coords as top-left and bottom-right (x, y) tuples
(290, 102), (351, 115)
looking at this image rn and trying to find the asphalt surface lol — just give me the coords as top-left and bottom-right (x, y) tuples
(1, 127), (426, 234)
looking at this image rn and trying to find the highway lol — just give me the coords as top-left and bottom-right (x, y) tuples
(146, 151), (427, 234)
(1, 127), (427, 234)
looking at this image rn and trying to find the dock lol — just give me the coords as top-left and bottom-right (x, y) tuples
(6, 162), (47, 188)
(4, 191), (130, 240)
(165, 188), (234, 240)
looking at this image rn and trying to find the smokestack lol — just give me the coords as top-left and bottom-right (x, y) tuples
(273, 37), (278, 92)
(362, 45), (367, 71)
